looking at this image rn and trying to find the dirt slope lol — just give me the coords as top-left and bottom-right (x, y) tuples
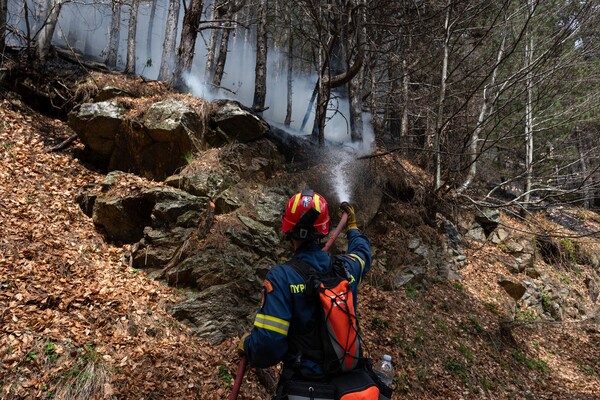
(1, 95), (599, 400)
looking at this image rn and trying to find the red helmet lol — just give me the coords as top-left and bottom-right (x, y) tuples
(282, 189), (330, 239)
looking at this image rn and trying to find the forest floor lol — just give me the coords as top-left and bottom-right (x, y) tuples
(1, 73), (599, 399)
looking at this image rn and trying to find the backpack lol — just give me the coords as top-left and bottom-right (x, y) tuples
(286, 256), (362, 375)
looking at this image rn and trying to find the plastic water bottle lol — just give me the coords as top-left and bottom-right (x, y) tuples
(373, 354), (394, 388)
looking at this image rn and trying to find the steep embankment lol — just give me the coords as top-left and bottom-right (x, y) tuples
(1, 80), (599, 399)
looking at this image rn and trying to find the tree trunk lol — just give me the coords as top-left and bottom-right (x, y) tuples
(212, 21), (231, 87)
(284, 6), (293, 127)
(524, 0), (534, 204)
(349, 0), (367, 142)
(400, 58), (409, 152)
(158, 0), (180, 81)
(457, 23), (507, 194)
(173, 0), (204, 91)
(106, 0), (122, 68)
(204, 0), (221, 84)
(146, 0), (157, 64)
(35, 0), (63, 66)
(433, 0), (451, 190)
(125, 0), (140, 74)
(0, 0), (7, 52)
(348, 73), (363, 142)
(252, 0), (268, 113)
(576, 128), (591, 209)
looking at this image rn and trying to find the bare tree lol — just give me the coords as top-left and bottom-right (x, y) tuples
(432, 0), (452, 190)
(125, 0), (140, 74)
(211, 0), (245, 88)
(146, 0), (157, 63)
(158, 0), (180, 81)
(106, 0), (122, 68)
(173, 0), (204, 90)
(35, 0), (64, 66)
(252, 0), (268, 112)
(284, 0), (293, 127)
(0, 0), (7, 51)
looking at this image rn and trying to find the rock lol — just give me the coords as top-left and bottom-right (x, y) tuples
(498, 276), (527, 300)
(92, 193), (153, 243)
(168, 281), (259, 345)
(93, 86), (134, 102)
(525, 267), (541, 279)
(214, 189), (242, 214)
(466, 223), (487, 242)
(408, 238), (421, 250)
(585, 275), (599, 302)
(209, 100), (270, 146)
(475, 209), (501, 236)
(490, 228), (509, 244)
(68, 100), (127, 158)
(254, 189), (288, 227)
(70, 97), (208, 180)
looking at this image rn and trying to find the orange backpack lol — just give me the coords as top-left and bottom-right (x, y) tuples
(287, 257), (362, 375)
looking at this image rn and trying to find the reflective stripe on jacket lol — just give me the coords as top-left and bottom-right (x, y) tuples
(244, 229), (372, 376)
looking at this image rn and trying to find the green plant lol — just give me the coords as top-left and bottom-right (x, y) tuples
(404, 284), (418, 299)
(483, 301), (501, 316)
(458, 343), (474, 363)
(515, 308), (537, 322)
(513, 349), (549, 373)
(557, 273), (572, 285)
(130, 268), (140, 275)
(45, 342), (58, 361)
(578, 363), (598, 376)
(540, 290), (552, 313)
(560, 238), (577, 263)
(469, 316), (483, 333)
(371, 315), (389, 329)
(452, 281), (464, 292)
(497, 242), (509, 252)
(183, 151), (195, 164)
(218, 365), (233, 387)
(445, 358), (468, 381)
(25, 351), (38, 362)
(481, 376), (496, 391)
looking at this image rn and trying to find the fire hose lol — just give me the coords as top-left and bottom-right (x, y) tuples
(229, 212), (349, 399)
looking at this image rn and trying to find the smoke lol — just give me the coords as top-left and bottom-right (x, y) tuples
(6, 0), (375, 201)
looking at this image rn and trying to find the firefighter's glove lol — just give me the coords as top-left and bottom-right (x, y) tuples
(340, 202), (358, 232)
(238, 332), (250, 355)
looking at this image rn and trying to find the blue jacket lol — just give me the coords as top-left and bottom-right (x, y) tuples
(243, 229), (372, 376)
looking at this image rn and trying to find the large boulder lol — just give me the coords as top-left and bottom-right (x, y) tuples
(68, 100), (127, 158)
(209, 99), (270, 146)
(69, 96), (207, 180)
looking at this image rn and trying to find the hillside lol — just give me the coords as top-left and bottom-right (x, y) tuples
(1, 67), (599, 400)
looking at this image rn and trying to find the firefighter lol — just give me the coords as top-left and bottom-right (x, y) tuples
(239, 189), (372, 396)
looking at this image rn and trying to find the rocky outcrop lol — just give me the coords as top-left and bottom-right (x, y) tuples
(69, 96), (273, 181)
(208, 100), (270, 147)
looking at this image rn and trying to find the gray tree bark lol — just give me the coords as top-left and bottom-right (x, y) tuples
(106, 0), (122, 68)
(284, 6), (293, 127)
(433, 0), (451, 190)
(146, 0), (157, 64)
(252, 0), (268, 113)
(173, 0), (204, 90)
(35, 0), (63, 66)
(524, 0), (534, 204)
(0, 0), (7, 51)
(158, 0), (180, 81)
(125, 0), (140, 74)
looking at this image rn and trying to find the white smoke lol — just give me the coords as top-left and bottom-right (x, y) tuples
(7, 0), (376, 188)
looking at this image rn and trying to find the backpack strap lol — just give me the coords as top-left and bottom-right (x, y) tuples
(285, 258), (318, 280)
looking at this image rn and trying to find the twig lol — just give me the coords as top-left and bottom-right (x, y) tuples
(49, 133), (78, 152)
